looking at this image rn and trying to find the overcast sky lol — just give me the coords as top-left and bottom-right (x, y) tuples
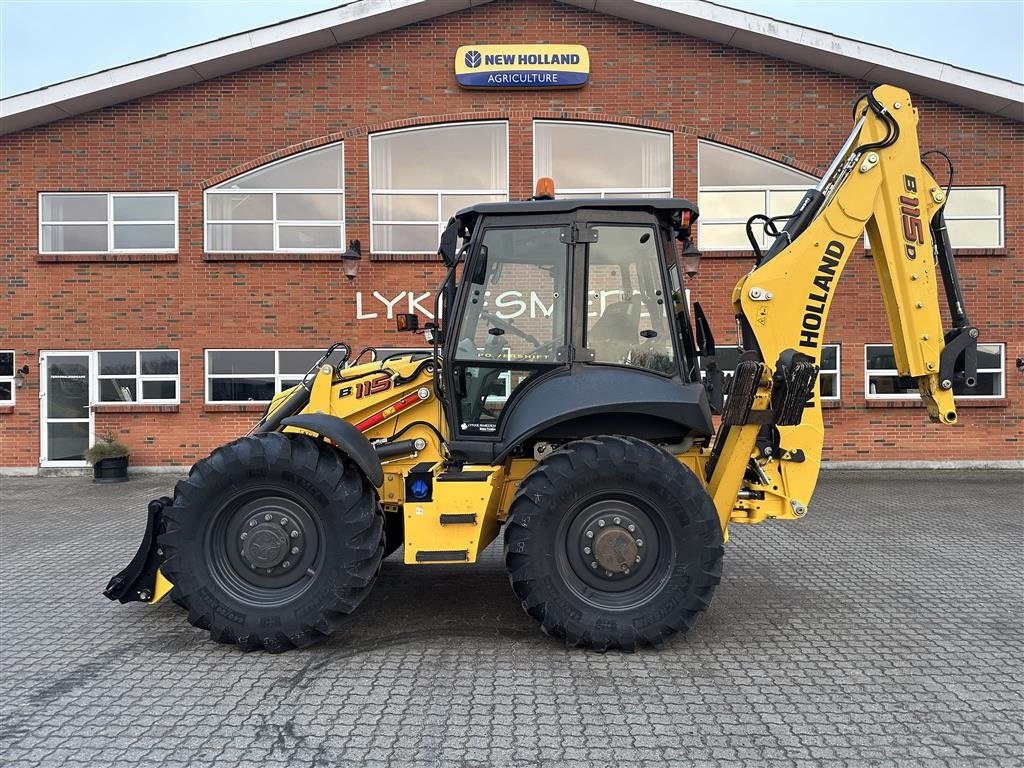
(1, 0), (1021, 99)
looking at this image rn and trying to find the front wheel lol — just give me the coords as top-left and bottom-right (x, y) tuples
(159, 433), (384, 653)
(504, 435), (723, 651)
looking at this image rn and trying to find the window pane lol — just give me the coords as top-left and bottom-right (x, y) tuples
(47, 422), (89, 462)
(278, 350), (325, 375)
(372, 224), (440, 253)
(699, 190), (765, 219)
(820, 346), (838, 370)
(768, 189), (810, 217)
(944, 188), (999, 218)
(278, 225), (342, 250)
(209, 350), (274, 375)
(868, 375), (916, 396)
(441, 194), (506, 220)
(41, 194), (106, 222)
(98, 352), (136, 375)
(698, 223), (749, 249)
(698, 141), (816, 186)
(207, 223), (273, 251)
(99, 378), (138, 402)
(113, 224), (175, 250)
(946, 219), (1001, 248)
(113, 195), (175, 221)
(372, 124), (506, 190)
(140, 351), (178, 375)
(226, 145), (343, 190)
(0, 352), (12, 377)
(865, 345), (896, 370)
(0, 381), (11, 401)
(206, 193), (273, 221)
(211, 378), (276, 402)
(142, 380), (177, 400)
(372, 194), (437, 222)
(276, 193), (343, 221)
(536, 123), (670, 190)
(41, 224), (107, 252)
(820, 374), (837, 399)
(976, 344), (1002, 370)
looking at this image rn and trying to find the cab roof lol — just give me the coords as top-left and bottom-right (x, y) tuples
(453, 197), (699, 232)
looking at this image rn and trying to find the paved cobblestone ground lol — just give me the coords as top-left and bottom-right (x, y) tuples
(1, 470), (1021, 767)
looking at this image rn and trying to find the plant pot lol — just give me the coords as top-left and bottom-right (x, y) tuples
(93, 455), (129, 484)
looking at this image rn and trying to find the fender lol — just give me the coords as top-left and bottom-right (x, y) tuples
(280, 414), (384, 488)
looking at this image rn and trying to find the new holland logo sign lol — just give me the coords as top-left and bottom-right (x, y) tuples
(455, 44), (590, 89)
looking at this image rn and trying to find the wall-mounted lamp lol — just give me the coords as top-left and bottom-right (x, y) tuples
(14, 364), (30, 389)
(680, 241), (703, 278)
(342, 239), (362, 281)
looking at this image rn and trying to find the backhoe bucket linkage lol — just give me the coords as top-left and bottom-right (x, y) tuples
(104, 497), (170, 604)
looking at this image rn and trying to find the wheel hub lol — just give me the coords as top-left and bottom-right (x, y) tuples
(593, 527), (639, 573)
(229, 504), (309, 584)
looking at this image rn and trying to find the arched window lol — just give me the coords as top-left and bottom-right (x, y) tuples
(370, 122), (508, 254)
(534, 122), (672, 197)
(205, 143), (344, 253)
(697, 141), (816, 250)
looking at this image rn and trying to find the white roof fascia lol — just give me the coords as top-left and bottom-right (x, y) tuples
(568, 0), (1024, 121)
(0, 0), (486, 135)
(2, 0), (1021, 136)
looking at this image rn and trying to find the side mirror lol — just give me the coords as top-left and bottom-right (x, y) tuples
(438, 218), (459, 267)
(396, 313), (419, 332)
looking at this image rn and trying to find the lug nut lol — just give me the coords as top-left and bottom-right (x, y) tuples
(264, 514), (272, 522)
(282, 561), (291, 568)
(585, 530), (594, 539)
(613, 517), (621, 525)
(623, 568), (630, 575)
(291, 547), (299, 555)
(605, 570), (613, 577)
(249, 520), (257, 527)
(280, 518), (289, 526)
(627, 524), (636, 532)
(583, 547), (591, 555)
(590, 562), (598, 569)
(240, 532), (248, 540)
(266, 569), (273, 575)
(598, 519), (606, 527)
(636, 539), (644, 547)
(291, 530), (299, 538)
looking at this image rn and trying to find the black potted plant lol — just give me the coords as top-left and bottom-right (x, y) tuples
(85, 430), (131, 484)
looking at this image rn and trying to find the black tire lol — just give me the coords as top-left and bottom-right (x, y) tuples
(504, 435), (723, 651)
(382, 510), (404, 558)
(158, 432), (383, 653)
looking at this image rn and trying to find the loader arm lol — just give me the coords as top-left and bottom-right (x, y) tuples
(706, 85), (978, 529)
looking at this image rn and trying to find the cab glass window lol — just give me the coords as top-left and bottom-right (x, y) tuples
(585, 225), (675, 374)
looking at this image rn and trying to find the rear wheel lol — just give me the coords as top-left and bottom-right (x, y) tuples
(159, 433), (383, 652)
(504, 435), (723, 651)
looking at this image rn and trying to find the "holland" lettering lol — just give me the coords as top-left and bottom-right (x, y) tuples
(798, 241), (844, 349)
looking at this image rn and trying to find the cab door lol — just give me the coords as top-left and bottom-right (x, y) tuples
(445, 222), (570, 439)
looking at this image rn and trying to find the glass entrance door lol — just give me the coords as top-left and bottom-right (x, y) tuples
(41, 352), (93, 465)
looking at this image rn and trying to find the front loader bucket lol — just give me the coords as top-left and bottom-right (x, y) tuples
(104, 496), (171, 604)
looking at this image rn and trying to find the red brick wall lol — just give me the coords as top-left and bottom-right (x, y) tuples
(1, 0), (1020, 467)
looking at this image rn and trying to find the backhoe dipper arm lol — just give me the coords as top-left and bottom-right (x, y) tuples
(706, 85), (978, 529)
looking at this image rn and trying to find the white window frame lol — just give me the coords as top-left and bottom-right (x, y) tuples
(532, 121), (673, 198)
(369, 122), (510, 255)
(206, 349), (338, 404)
(39, 192), (178, 255)
(943, 185), (1004, 249)
(704, 344), (840, 401)
(0, 350), (15, 405)
(865, 342), (1005, 400)
(94, 350), (180, 405)
(204, 144), (345, 254)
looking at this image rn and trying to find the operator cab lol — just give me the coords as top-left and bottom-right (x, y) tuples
(425, 189), (714, 463)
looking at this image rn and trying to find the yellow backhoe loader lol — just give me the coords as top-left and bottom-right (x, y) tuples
(106, 85), (977, 653)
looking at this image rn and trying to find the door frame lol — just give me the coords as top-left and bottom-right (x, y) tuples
(39, 350), (94, 468)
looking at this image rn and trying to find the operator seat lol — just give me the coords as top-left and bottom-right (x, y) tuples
(588, 295), (641, 364)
